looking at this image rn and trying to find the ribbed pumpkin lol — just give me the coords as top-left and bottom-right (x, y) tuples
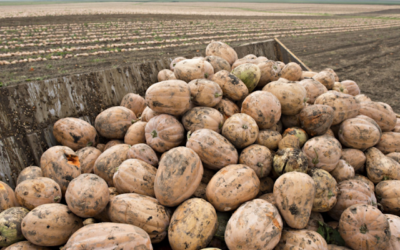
(75, 146), (101, 173)
(155, 147), (203, 207)
(0, 207), (29, 247)
(120, 93), (146, 117)
(53, 118), (97, 151)
(205, 55), (231, 73)
(182, 107), (224, 133)
(302, 135), (342, 172)
(376, 132), (400, 154)
(113, 159), (157, 197)
(330, 160), (355, 182)
(358, 101), (396, 132)
(300, 78), (328, 104)
(157, 69), (176, 81)
(206, 164), (260, 212)
(210, 70), (249, 101)
(206, 41), (238, 65)
(170, 56), (186, 71)
(339, 204), (390, 250)
(95, 106), (136, 139)
(263, 80), (307, 115)
(328, 179), (376, 221)
(126, 143), (159, 167)
(141, 106), (159, 122)
(16, 166), (42, 185)
(186, 129), (238, 170)
(145, 114), (184, 153)
(93, 187), (119, 223)
(241, 91), (281, 130)
(353, 174), (375, 192)
(365, 147), (400, 183)
(256, 130), (282, 151)
(103, 140), (123, 151)
(225, 199), (283, 250)
(40, 146), (80, 195)
(109, 193), (170, 243)
(275, 229), (328, 250)
(386, 214), (400, 250)
(387, 152), (400, 164)
(299, 104), (334, 136)
(338, 116), (381, 150)
(124, 121), (146, 145)
(222, 113), (259, 149)
(4, 241), (50, 250)
(63, 223), (152, 250)
(239, 144), (272, 178)
(15, 177), (61, 210)
(279, 62), (302, 81)
(214, 98), (240, 121)
(308, 168), (338, 212)
(174, 58), (214, 82)
(21, 204), (83, 246)
(355, 94), (371, 102)
(313, 71), (335, 90)
(375, 180), (400, 214)
(257, 60), (281, 87)
(274, 172), (315, 229)
(145, 80), (191, 115)
(187, 79), (223, 107)
(341, 80), (360, 96)
(341, 149), (366, 172)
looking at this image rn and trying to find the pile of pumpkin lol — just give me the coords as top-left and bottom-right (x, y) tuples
(1, 40), (400, 250)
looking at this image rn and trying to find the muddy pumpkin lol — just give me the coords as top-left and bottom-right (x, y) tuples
(358, 101), (396, 132)
(4, 241), (50, 250)
(365, 147), (400, 183)
(214, 98), (240, 121)
(279, 62), (302, 81)
(375, 180), (400, 215)
(257, 60), (281, 87)
(95, 106), (136, 139)
(211, 70), (249, 101)
(308, 168), (338, 213)
(174, 58), (214, 82)
(75, 146), (101, 173)
(300, 78), (328, 104)
(275, 229), (328, 250)
(120, 93), (146, 117)
(330, 160), (355, 183)
(256, 130), (282, 151)
(273, 148), (308, 176)
(313, 71), (335, 90)
(157, 69), (176, 81)
(386, 214), (400, 250)
(126, 143), (159, 167)
(0, 207), (29, 247)
(187, 79), (223, 107)
(21, 204), (83, 246)
(239, 144), (272, 178)
(141, 106), (159, 122)
(341, 149), (366, 172)
(16, 167), (43, 185)
(376, 132), (400, 154)
(0, 182), (18, 213)
(222, 113), (259, 149)
(182, 107), (224, 133)
(170, 56), (186, 71)
(53, 118), (97, 151)
(205, 55), (231, 73)
(299, 104), (334, 136)
(124, 121), (147, 145)
(205, 41), (238, 65)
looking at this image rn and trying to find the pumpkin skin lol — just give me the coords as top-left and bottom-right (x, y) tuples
(210, 70), (249, 101)
(328, 179), (376, 221)
(214, 98), (240, 121)
(257, 60), (281, 87)
(323, 68), (339, 82)
(386, 214), (400, 250)
(306, 212), (324, 232)
(206, 41), (238, 65)
(376, 180), (400, 214)
(21, 204), (83, 246)
(113, 159), (157, 197)
(16, 167), (43, 185)
(353, 174), (374, 192)
(63, 223), (152, 250)
(282, 127), (308, 147)
(273, 148), (308, 176)
(120, 93), (146, 117)
(338, 116), (381, 150)
(103, 140), (123, 151)
(338, 204), (390, 250)
(393, 118), (400, 132)
(225, 199), (283, 250)
(109, 193), (170, 243)
(0, 182), (18, 213)
(302, 135), (342, 172)
(95, 107), (137, 139)
(188, 79), (223, 107)
(155, 147), (203, 207)
(157, 69), (176, 81)
(174, 58), (214, 81)
(182, 107), (224, 133)
(376, 132), (400, 154)
(387, 152), (400, 164)
(4, 241), (50, 250)
(313, 71), (335, 90)
(141, 106), (159, 122)
(274, 172), (315, 229)
(222, 113), (259, 149)
(299, 104), (334, 136)
(170, 56), (186, 71)
(341, 80), (360, 96)
(0, 207), (29, 247)
(239, 145), (272, 178)
(308, 168), (338, 212)
(263, 81), (307, 115)
(241, 91), (281, 130)
(75, 147), (101, 173)
(40, 146), (80, 195)
(330, 160), (355, 182)
(15, 177), (61, 210)
(206, 165), (259, 212)
(126, 144), (159, 167)
(124, 121), (146, 146)
(93, 187), (119, 223)
(186, 129), (238, 170)
(358, 101), (396, 132)
(279, 62), (302, 81)
(341, 149), (366, 172)
(300, 78), (328, 104)
(256, 130), (282, 151)
(365, 147), (400, 183)
(275, 229), (328, 250)
(168, 198), (217, 250)
(205, 55), (231, 73)
(53, 118), (97, 151)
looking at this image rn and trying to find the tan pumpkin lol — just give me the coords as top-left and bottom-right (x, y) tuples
(323, 68), (339, 82)
(206, 41), (238, 65)
(93, 144), (130, 186)
(174, 58), (214, 82)
(225, 199), (282, 250)
(231, 58), (256, 70)
(170, 56), (186, 71)
(63, 223), (152, 250)
(279, 62), (302, 81)
(103, 140), (123, 151)
(256, 130), (282, 151)
(15, 177), (61, 210)
(120, 93), (146, 117)
(330, 160), (355, 182)
(40, 146), (80, 195)
(182, 107), (224, 133)
(358, 101), (397, 132)
(301, 71), (318, 79)
(205, 55), (231, 73)
(21, 204), (82, 246)
(308, 168), (338, 212)
(257, 60), (281, 87)
(275, 229), (328, 250)
(387, 152), (400, 164)
(206, 164), (259, 212)
(75, 146), (101, 173)
(341, 149), (366, 172)
(376, 180), (400, 214)
(376, 132), (400, 154)
(328, 179), (376, 221)
(169, 198), (217, 250)
(338, 116), (381, 150)
(315, 91), (360, 125)
(4, 241), (50, 250)
(109, 193), (170, 243)
(332, 82), (349, 94)
(0, 182), (18, 213)
(313, 71), (335, 90)
(355, 94), (371, 103)
(239, 145), (272, 178)
(222, 113), (259, 149)
(53, 118), (97, 151)
(365, 147), (400, 183)
(187, 129), (238, 170)
(141, 106), (159, 122)
(258, 193), (277, 206)
(352, 174), (375, 192)
(16, 166), (42, 185)
(65, 173), (109, 218)
(124, 121), (146, 145)
(188, 79), (223, 107)
(341, 80), (360, 96)
(95, 106), (136, 139)
(145, 114), (184, 153)
(282, 127), (308, 147)
(306, 212), (324, 232)
(393, 118), (400, 132)
(214, 98), (240, 121)
(157, 69), (176, 81)
(274, 172), (315, 229)
(386, 214), (400, 250)
(299, 104), (334, 136)
(155, 147), (203, 207)
(300, 78), (328, 104)
(302, 135), (342, 172)
(338, 204), (390, 250)
(210, 70), (249, 101)
(126, 143), (159, 167)
(241, 91), (281, 130)
(113, 159), (156, 196)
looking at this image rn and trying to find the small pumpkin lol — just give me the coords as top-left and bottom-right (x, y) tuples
(275, 229), (328, 250)
(386, 214), (400, 250)
(206, 41), (238, 65)
(376, 132), (400, 154)
(126, 143), (159, 167)
(188, 79), (223, 107)
(182, 107), (224, 133)
(120, 93), (146, 117)
(16, 166), (43, 185)
(299, 104), (334, 136)
(0, 207), (29, 247)
(308, 168), (338, 213)
(53, 118), (97, 151)
(75, 146), (101, 173)
(300, 78), (327, 104)
(341, 149), (366, 172)
(341, 80), (360, 96)
(214, 98), (240, 121)
(239, 145), (272, 178)
(365, 147), (400, 183)
(205, 55), (231, 73)
(323, 68), (339, 82)
(376, 180), (400, 214)
(211, 70), (249, 101)
(358, 101), (397, 132)
(222, 113), (259, 149)
(282, 127), (308, 147)
(330, 160), (355, 182)
(257, 60), (281, 87)
(313, 71), (335, 90)
(157, 69), (176, 81)
(256, 130), (282, 151)
(279, 62), (302, 81)
(124, 121), (146, 145)
(95, 106), (136, 139)
(141, 106), (159, 122)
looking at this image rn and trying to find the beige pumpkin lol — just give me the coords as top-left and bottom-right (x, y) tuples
(341, 80), (360, 96)
(386, 214), (400, 250)
(120, 93), (146, 117)
(355, 94), (371, 103)
(170, 57), (186, 71)
(214, 98), (240, 121)
(75, 147), (101, 173)
(323, 68), (339, 82)
(275, 229), (328, 249)
(299, 104), (334, 136)
(256, 130), (282, 151)
(341, 149), (366, 172)
(313, 71), (335, 90)
(300, 78), (328, 104)
(182, 107), (224, 133)
(376, 132), (400, 154)
(330, 160), (355, 182)
(352, 174), (375, 192)
(365, 147), (400, 183)
(205, 41), (238, 65)
(95, 106), (136, 139)
(301, 71), (318, 79)
(187, 79), (223, 107)
(279, 62), (302, 81)
(124, 121), (147, 146)
(126, 143), (159, 167)
(332, 82), (349, 94)
(205, 55), (231, 73)
(239, 144), (272, 178)
(16, 166), (43, 185)
(103, 140), (123, 151)
(358, 101), (397, 132)
(376, 180), (400, 214)
(174, 58), (214, 82)
(257, 60), (281, 87)
(211, 70), (249, 101)
(141, 106), (159, 122)
(53, 118), (97, 151)
(157, 69), (176, 81)
(222, 113), (259, 149)
(308, 168), (338, 213)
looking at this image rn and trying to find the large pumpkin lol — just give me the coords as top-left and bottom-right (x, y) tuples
(205, 55), (231, 73)
(182, 107), (224, 133)
(120, 93), (146, 117)
(376, 180), (400, 214)
(174, 58), (214, 82)
(275, 229), (328, 250)
(157, 69), (176, 81)
(239, 144), (272, 178)
(210, 70), (249, 101)
(126, 143), (159, 167)
(308, 168), (338, 212)
(256, 130), (282, 151)
(225, 199), (282, 250)
(386, 214), (400, 250)
(205, 41), (238, 65)
(0, 207), (29, 247)
(257, 60), (281, 87)
(95, 106), (136, 139)
(214, 98), (240, 121)
(341, 149), (366, 172)
(300, 78), (328, 104)
(222, 113), (259, 149)
(330, 160), (355, 182)
(124, 121), (147, 145)
(299, 105), (334, 136)
(365, 147), (400, 183)
(206, 164), (260, 212)
(313, 71), (335, 90)
(4, 241), (50, 250)
(358, 101), (397, 132)
(376, 132), (400, 154)
(0, 182), (19, 212)
(279, 62), (302, 81)
(188, 79), (223, 107)
(75, 146), (101, 173)
(16, 166), (43, 185)
(53, 118), (97, 151)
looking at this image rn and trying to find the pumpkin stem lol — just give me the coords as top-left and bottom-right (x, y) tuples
(383, 176), (390, 181)
(312, 148), (319, 165)
(151, 130), (158, 138)
(214, 92), (222, 98)
(339, 87), (344, 92)
(53, 196), (61, 202)
(242, 125), (248, 129)
(219, 122), (223, 129)
(87, 141), (93, 147)
(327, 190), (335, 199)
(303, 97), (308, 103)
(131, 119), (138, 124)
(359, 224), (369, 234)
(257, 162), (264, 176)
(204, 73), (209, 78)
(187, 131), (192, 139)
